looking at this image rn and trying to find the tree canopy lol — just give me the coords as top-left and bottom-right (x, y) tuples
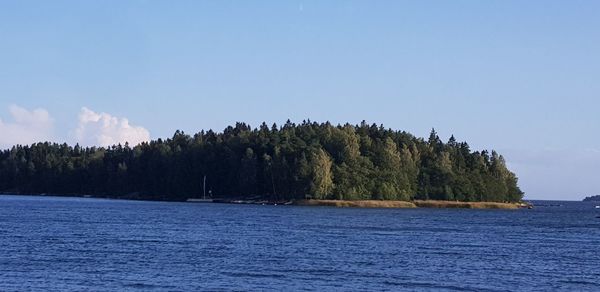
(0, 121), (523, 202)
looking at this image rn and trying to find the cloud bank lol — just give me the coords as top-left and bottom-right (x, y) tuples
(0, 105), (54, 149)
(75, 107), (150, 147)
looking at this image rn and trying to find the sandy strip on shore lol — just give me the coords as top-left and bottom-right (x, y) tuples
(294, 199), (520, 209)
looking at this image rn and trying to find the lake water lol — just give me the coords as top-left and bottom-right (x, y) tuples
(0, 195), (599, 291)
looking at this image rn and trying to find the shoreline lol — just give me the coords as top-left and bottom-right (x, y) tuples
(1, 193), (527, 209)
(294, 199), (524, 209)
(293, 199), (417, 208)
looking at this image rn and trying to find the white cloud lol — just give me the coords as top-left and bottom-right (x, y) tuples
(75, 107), (150, 147)
(0, 105), (54, 149)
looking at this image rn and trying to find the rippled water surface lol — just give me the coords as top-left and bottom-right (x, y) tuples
(1, 195), (599, 291)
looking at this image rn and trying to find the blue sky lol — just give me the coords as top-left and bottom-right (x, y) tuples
(1, 1), (599, 200)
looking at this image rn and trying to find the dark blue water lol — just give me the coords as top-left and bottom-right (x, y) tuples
(1, 195), (599, 291)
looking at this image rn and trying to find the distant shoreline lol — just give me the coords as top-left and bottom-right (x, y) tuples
(582, 195), (600, 202)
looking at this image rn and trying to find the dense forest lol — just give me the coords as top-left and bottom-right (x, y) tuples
(0, 121), (523, 202)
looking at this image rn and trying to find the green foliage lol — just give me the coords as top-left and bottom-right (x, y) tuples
(0, 121), (524, 202)
(309, 148), (334, 199)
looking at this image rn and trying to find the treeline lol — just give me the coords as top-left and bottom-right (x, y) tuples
(582, 195), (600, 202)
(0, 121), (523, 202)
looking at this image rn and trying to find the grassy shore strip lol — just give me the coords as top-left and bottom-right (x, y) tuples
(294, 199), (520, 209)
(294, 199), (417, 208)
(413, 200), (519, 209)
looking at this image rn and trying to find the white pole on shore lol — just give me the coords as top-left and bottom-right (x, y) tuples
(203, 175), (206, 200)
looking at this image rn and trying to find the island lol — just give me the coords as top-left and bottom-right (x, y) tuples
(583, 195), (600, 202)
(0, 121), (524, 208)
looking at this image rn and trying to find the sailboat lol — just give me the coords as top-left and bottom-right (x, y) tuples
(187, 175), (213, 203)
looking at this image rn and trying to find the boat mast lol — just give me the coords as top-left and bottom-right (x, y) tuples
(203, 175), (206, 200)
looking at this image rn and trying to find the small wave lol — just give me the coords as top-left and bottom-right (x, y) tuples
(383, 280), (508, 292)
(122, 282), (174, 290)
(223, 271), (287, 279)
(558, 279), (600, 286)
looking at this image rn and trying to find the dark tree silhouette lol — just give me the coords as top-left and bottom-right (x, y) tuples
(0, 121), (523, 202)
